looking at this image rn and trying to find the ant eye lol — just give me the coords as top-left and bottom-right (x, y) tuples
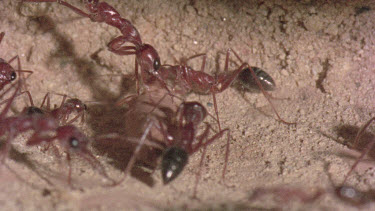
(153, 59), (160, 71)
(10, 72), (16, 81)
(69, 137), (79, 148)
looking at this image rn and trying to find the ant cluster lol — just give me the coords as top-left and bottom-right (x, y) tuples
(2, 0), (285, 193)
(2, 0), (373, 208)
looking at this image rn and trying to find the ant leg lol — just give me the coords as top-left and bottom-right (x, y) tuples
(66, 152), (73, 187)
(23, 0), (91, 18)
(115, 94), (138, 107)
(65, 111), (84, 125)
(200, 128), (230, 178)
(22, 91), (35, 106)
(135, 59), (139, 95)
(182, 53), (207, 73)
(191, 123), (211, 198)
(40, 92), (51, 110)
(224, 49), (230, 72)
(107, 36), (137, 55)
(0, 81), (21, 119)
(249, 66), (295, 125)
(113, 119), (155, 185)
(58, 95), (69, 124)
(211, 93), (221, 131)
(193, 145), (207, 198)
(0, 133), (15, 164)
(353, 117), (375, 147)
(222, 130), (230, 181)
(0, 90), (34, 108)
(0, 32), (4, 44)
(342, 117), (375, 185)
(191, 124), (230, 196)
(58, 94), (68, 109)
(78, 147), (116, 185)
(229, 49), (295, 125)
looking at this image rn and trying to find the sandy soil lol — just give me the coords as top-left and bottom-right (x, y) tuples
(0, 0), (375, 210)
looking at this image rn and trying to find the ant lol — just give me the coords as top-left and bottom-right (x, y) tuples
(100, 100), (230, 197)
(248, 185), (375, 207)
(39, 92), (88, 125)
(1, 91), (88, 125)
(22, 1), (292, 129)
(23, 0), (166, 93)
(0, 32), (32, 91)
(247, 119), (375, 208)
(158, 49), (295, 130)
(0, 82), (112, 186)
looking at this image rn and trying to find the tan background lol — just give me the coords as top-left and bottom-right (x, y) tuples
(0, 0), (375, 210)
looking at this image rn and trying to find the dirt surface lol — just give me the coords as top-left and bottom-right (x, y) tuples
(1, 0), (375, 210)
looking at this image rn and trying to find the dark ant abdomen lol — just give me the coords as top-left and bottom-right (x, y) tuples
(235, 67), (276, 91)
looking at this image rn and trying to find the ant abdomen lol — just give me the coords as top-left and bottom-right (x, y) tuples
(23, 106), (45, 115)
(236, 67), (276, 91)
(161, 146), (188, 184)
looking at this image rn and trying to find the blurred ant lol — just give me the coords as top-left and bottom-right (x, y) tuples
(39, 92), (88, 125)
(1, 91), (88, 125)
(0, 82), (112, 186)
(248, 185), (375, 207)
(248, 118), (375, 208)
(0, 32), (32, 91)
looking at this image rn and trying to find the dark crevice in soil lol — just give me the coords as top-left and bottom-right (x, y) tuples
(316, 58), (331, 93)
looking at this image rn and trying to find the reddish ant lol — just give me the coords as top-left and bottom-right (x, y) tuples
(0, 32), (32, 91)
(22, 1), (292, 129)
(158, 49), (295, 129)
(39, 92), (88, 125)
(0, 82), (111, 185)
(1, 91), (88, 125)
(23, 0), (166, 93)
(100, 100), (229, 196)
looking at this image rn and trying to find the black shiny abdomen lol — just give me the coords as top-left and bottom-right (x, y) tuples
(236, 66), (276, 91)
(161, 146), (188, 184)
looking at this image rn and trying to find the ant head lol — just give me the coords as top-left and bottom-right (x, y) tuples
(85, 0), (99, 10)
(56, 125), (89, 151)
(66, 98), (88, 111)
(178, 101), (207, 126)
(0, 61), (17, 88)
(137, 44), (161, 75)
(161, 146), (188, 184)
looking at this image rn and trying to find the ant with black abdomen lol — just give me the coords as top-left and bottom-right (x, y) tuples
(97, 97), (229, 197)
